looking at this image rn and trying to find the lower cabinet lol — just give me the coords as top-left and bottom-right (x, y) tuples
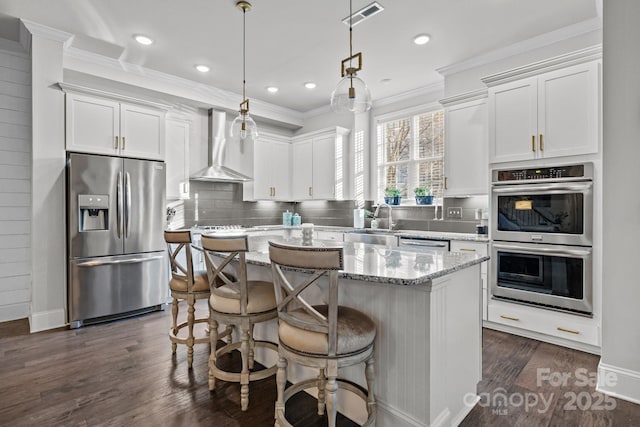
(487, 299), (599, 347)
(450, 241), (489, 320)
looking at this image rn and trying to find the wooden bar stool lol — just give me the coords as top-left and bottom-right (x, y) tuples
(201, 233), (278, 411)
(268, 241), (377, 427)
(164, 230), (211, 369)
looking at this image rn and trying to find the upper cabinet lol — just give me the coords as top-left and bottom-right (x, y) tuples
(64, 89), (166, 161)
(484, 58), (600, 163)
(291, 127), (350, 201)
(250, 134), (291, 201)
(165, 119), (190, 200)
(440, 92), (488, 196)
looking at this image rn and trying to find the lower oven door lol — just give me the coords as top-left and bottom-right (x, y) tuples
(491, 242), (592, 314)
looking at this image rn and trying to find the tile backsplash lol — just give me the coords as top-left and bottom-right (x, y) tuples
(172, 181), (488, 234)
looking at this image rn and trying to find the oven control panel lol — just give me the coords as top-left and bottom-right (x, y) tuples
(495, 164), (587, 182)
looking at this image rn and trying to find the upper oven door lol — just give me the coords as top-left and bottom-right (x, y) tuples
(491, 180), (593, 246)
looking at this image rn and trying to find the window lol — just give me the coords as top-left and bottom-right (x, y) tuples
(376, 109), (445, 201)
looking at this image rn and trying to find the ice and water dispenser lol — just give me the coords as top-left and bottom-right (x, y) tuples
(78, 194), (109, 231)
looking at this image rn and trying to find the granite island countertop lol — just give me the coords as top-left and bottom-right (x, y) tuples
(195, 236), (489, 288)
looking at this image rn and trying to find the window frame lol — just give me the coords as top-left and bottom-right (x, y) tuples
(374, 103), (445, 203)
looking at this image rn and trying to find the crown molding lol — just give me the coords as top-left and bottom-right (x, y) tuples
(372, 81), (444, 109)
(292, 126), (350, 143)
(481, 44), (602, 87)
(439, 88), (488, 107)
(63, 45), (304, 128)
(57, 82), (172, 110)
(436, 17), (602, 77)
(20, 19), (73, 44)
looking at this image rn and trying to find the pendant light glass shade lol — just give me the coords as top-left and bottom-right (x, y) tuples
(330, 73), (372, 113)
(230, 110), (258, 139)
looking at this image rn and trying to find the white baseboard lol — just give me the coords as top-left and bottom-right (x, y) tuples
(0, 303), (29, 323)
(30, 308), (65, 332)
(596, 362), (640, 405)
(377, 399), (436, 427)
(450, 395), (479, 426)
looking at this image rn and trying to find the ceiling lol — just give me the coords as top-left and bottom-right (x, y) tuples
(0, 0), (599, 113)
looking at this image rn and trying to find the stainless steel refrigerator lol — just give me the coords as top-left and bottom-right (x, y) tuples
(67, 152), (168, 328)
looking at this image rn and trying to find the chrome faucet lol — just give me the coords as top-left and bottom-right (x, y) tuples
(374, 203), (394, 230)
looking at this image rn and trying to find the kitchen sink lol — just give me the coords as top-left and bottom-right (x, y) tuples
(344, 230), (399, 246)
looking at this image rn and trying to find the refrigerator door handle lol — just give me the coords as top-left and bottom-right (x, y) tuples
(125, 171), (132, 238)
(116, 171), (123, 239)
(74, 254), (165, 267)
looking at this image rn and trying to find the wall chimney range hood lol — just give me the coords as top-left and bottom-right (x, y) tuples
(190, 110), (252, 182)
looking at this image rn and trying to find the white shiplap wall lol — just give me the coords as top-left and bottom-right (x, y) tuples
(0, 46), (32, 322)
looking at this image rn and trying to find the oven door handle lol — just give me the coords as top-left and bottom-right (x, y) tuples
(400, 240), (448, 248)
(492, 182), (592, 194)
(493, 243), (591, 257)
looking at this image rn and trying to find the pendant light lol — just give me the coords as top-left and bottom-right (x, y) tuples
(330, 0), (372, 113)
(230, 1), (258, 139)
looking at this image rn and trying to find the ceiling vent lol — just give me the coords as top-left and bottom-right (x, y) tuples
(342, 2), (384, 27)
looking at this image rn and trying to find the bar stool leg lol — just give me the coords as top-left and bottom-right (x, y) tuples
(187, 295), (195, 369)
(275, 356), (287, 427)
(366, 356), (376, 416)
(240, 325), (250, 411)
(208, 318), (219, 391)
(248, 323), (255, 370)
(171, 298), (179, 353)
(317, 368), (326, 415)
(325, 374), (339, 427)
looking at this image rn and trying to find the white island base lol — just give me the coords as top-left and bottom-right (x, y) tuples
(246, 262), (482, 427)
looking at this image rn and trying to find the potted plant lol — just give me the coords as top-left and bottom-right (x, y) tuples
(384, 186), (401, 205)
(414, 186), (434, 205)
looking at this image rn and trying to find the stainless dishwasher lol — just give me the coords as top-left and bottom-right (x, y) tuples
(398, 237), (450, 253)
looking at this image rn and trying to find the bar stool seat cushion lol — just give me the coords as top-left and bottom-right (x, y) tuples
(170, 270), (209, 292)
(210, 281), (277, 314)
(279, 305), (376, 356)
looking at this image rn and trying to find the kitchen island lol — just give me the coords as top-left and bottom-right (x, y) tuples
(204, 236), (489, 427)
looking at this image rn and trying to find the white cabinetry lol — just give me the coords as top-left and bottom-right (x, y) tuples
(440, 92), (488, 195)
(291, 127), (350, 201)
(450, 240), (489, 320)
(251, 134), (291, 201)
(485, 60), (600, 163)
(65, 91), (165, 160)
(165, 119), (190, 200)
(487, 299), (599, 347)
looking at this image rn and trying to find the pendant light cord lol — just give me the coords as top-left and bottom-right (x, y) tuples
(349, 0), (354, 87)
(242, 6), (246, 103)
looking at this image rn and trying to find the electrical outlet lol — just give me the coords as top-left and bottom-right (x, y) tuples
(447, 207), (462, 219)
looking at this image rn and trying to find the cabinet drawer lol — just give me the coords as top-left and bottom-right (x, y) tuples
(451, 241), (488, 275)
(488, 299), (599, 346)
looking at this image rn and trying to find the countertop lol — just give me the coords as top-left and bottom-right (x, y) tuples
(229, 225), (490, 243)
(196, 236), (489, 287)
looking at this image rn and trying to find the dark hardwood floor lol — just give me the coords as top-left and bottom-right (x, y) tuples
(1, 302), (638, 426)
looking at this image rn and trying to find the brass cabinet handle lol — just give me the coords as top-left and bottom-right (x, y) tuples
(122, 136), (126, 150)
(539, 134), (543, 151)
(444, 177), (448, 190)
(459, 248), (476, 252)
(115, 136), (119, 149)
(531, 135), (535, 152)
(309, 186), (313, 197)
(500, 315), (519, 321)
(557, 327), (579, 335)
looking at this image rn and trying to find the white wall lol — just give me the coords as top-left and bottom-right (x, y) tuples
(0, 42), (31, 322)
(598, 0), (640, 405)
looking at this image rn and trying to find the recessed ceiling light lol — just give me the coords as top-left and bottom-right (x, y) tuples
(304, 82), (317, 89)
(413, 34), (431, 45)
(266, 86), (279, 93)
(134, 35), (154, 45)
(195, 65), (210, 73)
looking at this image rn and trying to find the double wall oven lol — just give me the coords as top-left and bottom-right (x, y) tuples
(490, 164), (593, 315)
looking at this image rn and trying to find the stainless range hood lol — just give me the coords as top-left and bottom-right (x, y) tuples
(190, 110), (252, 182)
